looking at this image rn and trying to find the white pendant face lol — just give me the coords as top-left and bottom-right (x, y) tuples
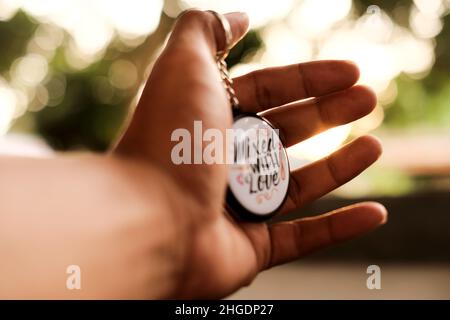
(228, 115), (290, 218)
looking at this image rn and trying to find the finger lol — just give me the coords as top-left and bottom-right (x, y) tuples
(281, 135), (382, 214)
(233, 60), (360, 112)
(261, 85), (377, 147)
(263, 202), (387, 269)
(168, 10), (249, 57)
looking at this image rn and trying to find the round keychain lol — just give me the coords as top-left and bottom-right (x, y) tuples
(209, 11), (290, 221)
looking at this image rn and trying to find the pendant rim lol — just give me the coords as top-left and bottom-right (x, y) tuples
(226, 112), (290, 222)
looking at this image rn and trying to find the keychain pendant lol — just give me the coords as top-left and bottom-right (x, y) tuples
(226, 108), (290, 221)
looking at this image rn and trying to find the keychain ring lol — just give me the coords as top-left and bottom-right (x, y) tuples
(207, 10), (232, 59)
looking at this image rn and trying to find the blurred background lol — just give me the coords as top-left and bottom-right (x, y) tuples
(0, 0), (449, 298)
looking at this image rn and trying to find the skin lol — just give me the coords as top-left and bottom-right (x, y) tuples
(0, 11), (387, 299)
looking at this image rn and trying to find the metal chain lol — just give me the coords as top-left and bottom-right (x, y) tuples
(217, 58), (240, 110)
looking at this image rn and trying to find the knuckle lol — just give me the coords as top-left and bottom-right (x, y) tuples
(325, 155), (341, 186)
(288, 175), (304, 208)
(177, 9), (209, 27)
(316, 97), (332, 125)
(175, 10), (216, 50)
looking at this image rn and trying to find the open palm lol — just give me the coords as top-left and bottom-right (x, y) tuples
(116, 11), (387, 299)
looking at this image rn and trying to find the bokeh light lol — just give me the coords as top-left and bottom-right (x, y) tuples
(0, 82), (16, 135)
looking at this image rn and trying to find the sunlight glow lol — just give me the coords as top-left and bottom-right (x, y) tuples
(0, 0), (19, 21)
(95, 0), (163, 39)
(410, 6), (443, 38)
(289, 0), (352, 37)
(288, 125), (352, 164)
(262, 25), (313, 65)
(182, 0), (295, 28)
(17, 0), (163, 55)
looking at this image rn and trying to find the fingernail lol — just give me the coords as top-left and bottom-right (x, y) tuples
(373, 202), (388, 224)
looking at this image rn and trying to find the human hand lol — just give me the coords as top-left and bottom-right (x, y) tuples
(116, 10), (387, 299)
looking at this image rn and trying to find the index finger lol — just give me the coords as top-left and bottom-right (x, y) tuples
(233, 60), (360, 112)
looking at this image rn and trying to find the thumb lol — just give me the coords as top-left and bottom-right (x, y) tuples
(168, 10), (249, 57)
(115, 11), (249, 168)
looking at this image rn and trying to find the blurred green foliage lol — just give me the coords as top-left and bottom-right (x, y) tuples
(384, 13), (450, 129)
(354, 0), (450, 129)
(0, 11), (36, 72)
